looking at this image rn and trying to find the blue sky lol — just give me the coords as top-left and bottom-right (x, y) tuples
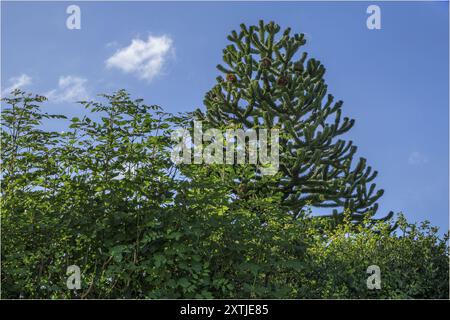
(2, 1), (449, 232)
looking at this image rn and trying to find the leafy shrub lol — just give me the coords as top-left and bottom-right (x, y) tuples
(1, 90), (448, 299)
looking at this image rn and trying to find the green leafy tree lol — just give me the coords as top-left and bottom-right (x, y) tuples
(1, 91), (67, 296)
(1, 90), (177, 298)
(195, 21), (391, 223)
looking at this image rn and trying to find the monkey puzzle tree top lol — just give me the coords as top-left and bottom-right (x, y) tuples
(195, 20), (392, 223)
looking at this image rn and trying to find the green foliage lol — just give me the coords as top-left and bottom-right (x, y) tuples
(1, 89), (448, 299)
(2, 89), (177, 298)
(194, 20), (390, 222)
(302, 213), (449, 299)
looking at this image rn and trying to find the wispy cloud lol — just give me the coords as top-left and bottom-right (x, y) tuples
(46, 76), (89, 103)
(106, 41), (119, 48)
(2, 74), (32, 95)
(106, 35), (173, 81)
(408, 151), (428, 165)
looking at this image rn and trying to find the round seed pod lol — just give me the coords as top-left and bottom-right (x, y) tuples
(226, 73), (237, 83)
(277, 76), (288, 86)
(261, 57), (272, 68)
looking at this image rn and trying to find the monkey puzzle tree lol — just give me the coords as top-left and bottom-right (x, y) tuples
(194, 20), (392, 223)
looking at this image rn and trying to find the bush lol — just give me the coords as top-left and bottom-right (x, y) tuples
(1, 90), (448, 299)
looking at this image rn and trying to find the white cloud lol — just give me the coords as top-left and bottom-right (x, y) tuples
(106, 35), (173, 81)
(2, 74), (32, 95)
(46, 76), (89, 103)
(408, 151), (428, 165)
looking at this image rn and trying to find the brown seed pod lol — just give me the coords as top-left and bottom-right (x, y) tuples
(261, 57), (272, 68)
(277, 76), (288, 86)
(226, 73), (237, 83)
